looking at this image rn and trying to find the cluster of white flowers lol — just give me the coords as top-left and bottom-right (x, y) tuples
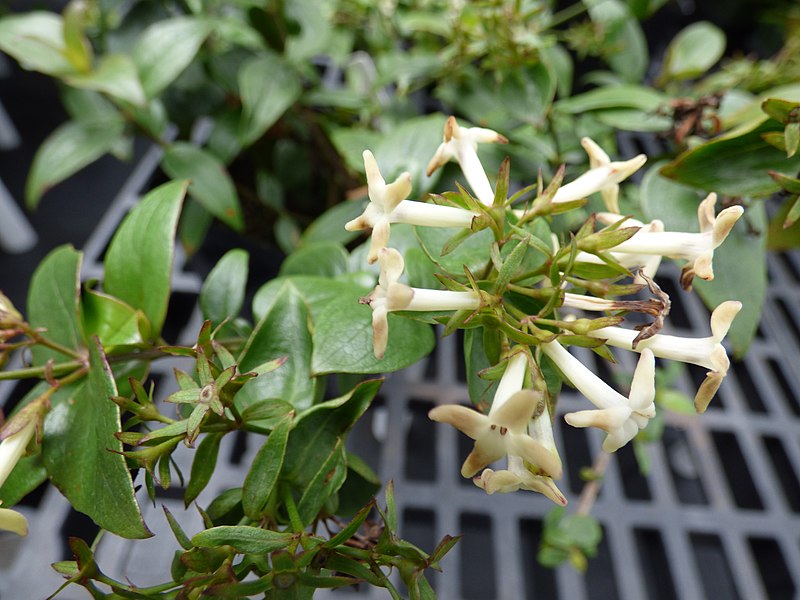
(346, 117), (743, 505)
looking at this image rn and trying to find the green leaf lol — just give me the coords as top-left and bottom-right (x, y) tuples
(133, 17), (211, 98)
(554, 85), (666, 114)
(300, 200), (368, 248)
(64, 54), (146, 106)
(415, 226), (492, 277)
(279, 242), (349, 278)
(785, 122), (800, 158)
(0, 12), (73, 76)
(238, 282), (317, 410)
(104, 180), (187, 336)
(27, 245), (83, 366)
(25, 118), (125, 208)
(161, 143), (243, 230)
(81, 288), (145, 348)
(43, 339), (151, 538)
(585, 0), (647, 82)
(191, 526), (295, 554)
(242, 414), (293, 519)
(640, 161), (704, 232)
(660, 120), (800, 197)
(283, 380), (380, 496)
(311, 288), (435, 375)
(179, 198), (213, 256)
(297, 438), (347, 524)
(661, 21), (725, 81)
(656, 389), (696, 416)
(762, 98), (800, 124)
(594, 109), (673, 133)
(185, 432), (225, 506)
(199, 249), (249, 327)
(694, 205), (767, 358)
(238, 53), (301, 146)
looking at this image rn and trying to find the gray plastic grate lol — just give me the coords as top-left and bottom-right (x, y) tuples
(1, 137), (799, 600)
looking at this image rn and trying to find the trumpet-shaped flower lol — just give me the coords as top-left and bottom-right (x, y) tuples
(580, 138), (627, 213)
(596, 194), (743, 288)
(425, 116), (508, 206)
(552, 151), (646, 205)
(541, 340), (656, 452)
(346, 150), (477, 263)
(429, 352), (563, 480)
(0, 419), (36, 536)
(589, 300), (742, 412)
(365, 248), (481, 358)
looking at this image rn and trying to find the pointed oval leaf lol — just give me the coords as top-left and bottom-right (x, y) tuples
(238, 53), (301, 146)
(64, 54), (146, 106)
(104, 180), (187, 336)
(133, 17), (211, 98)
(185, 432), (225, 506)
(662, 21), (726, 81)
(0, 12), (73, 76)
(161, 143), (243, 230)
(81, 288), (145, 348)
(43, 339), (152, 539)
(200, 249), (249, 327)
(242, 414), (293, 519)
(27, 245), (83, 366)
(26, 118), (125, 208)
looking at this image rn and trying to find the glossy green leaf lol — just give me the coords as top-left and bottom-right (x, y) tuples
(242, 414), (293, 519)
(297, 439), (347, 525)
(185, 432), (225, 506)
(311, 288), (435, 374)
(43, 339), (151, 538)
(694, 205), (767, 358)
(199, 249), (249, 327)
(81, 288), (145, 348)
(0, 12), (73, 76)
(279, 242), (349, 278)
(640, 162), (704, 232)
(27, 245), (83, 366)
(238, 282), (317, 410)
(192, 526), (294, 554)
(104, 180), (187, 336)
(660, 120), (800, 197)
(161, 143), (243, 230)
(585, 0), (647, 82)
(64, 54), (146, 106)
(785, 122), (800, 157)
(300, 199), (367, 248)
(25, 118), (125, 208)
(283, 380), (380, 497)
(661, 21), (725, 81)
(178, 199), (213, 256)
(239, 53), (301, 146)
(133, 17), (211, 98)
(555, 85), (666, 114)
(595, 109), (673, 133)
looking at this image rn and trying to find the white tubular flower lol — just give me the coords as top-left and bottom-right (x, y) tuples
(346, 150), (477, 263)
(581, 137), (625, 213)
(365, 248), (481, 359)
(429, 352), (563, 479)
(0, 419), (36, 537)
(597, 193), (743, 288)
(552, 153), (646, 205)
(589, 300), (742, 413)
(541, 340), (656, 452)
(425, 115), (508, 207)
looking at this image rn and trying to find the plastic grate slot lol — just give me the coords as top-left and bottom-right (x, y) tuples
(689, 533), (740, 600)
(229, 429), (249, 465)
(748, 537), (796, 600)
(559, 423), (594, 495)
(778, 251), (800, 283)
(59, 509), (100, 561)
(402, 508), (438, 590)
(518, 519), (558, 600)
(761, 436), (800, 513)
(654, 276), (691, 330)
(424, 348), (439, 381)
(584, 525), (619, 600)
(615, 443), (651, 501)
(662, 427), (708, 505)
(405, 400), (437, 482)
(458, 513), (495, 600)
(711, 431), (763, 510)
(773, 298), (800, 349)
(457, 433), (476, 488)
(766, 358), (800, 416)
(162, 292), (201, 342)
(634, 528), (677, 600)
(731, 361), (767, 413)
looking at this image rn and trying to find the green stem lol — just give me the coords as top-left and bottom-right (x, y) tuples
(0, 360), (83, 381)
(547, 1), (589, 29)
(282, 486), (304, 533)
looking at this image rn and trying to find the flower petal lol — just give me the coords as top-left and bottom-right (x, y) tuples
(428, 405), (488, 440)
(0, 507), (28, 536)
(507, 434), (563, 479)
(629, 348), (655, 411)
(490, 390), (540, 431)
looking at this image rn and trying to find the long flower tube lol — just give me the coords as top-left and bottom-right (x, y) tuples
(429, 352), (563, 480)
(577, 137), (635, 213)
(426, 116), (508, 206)
(551, 154), (647, 205)
(588, 300), (742, 412)
(365, 248), (481, 358)
(346, 150), (477, 263)
(540, 340), (656, 452)
(584, 194), (743, 288)
(0, 419), (36, 536)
